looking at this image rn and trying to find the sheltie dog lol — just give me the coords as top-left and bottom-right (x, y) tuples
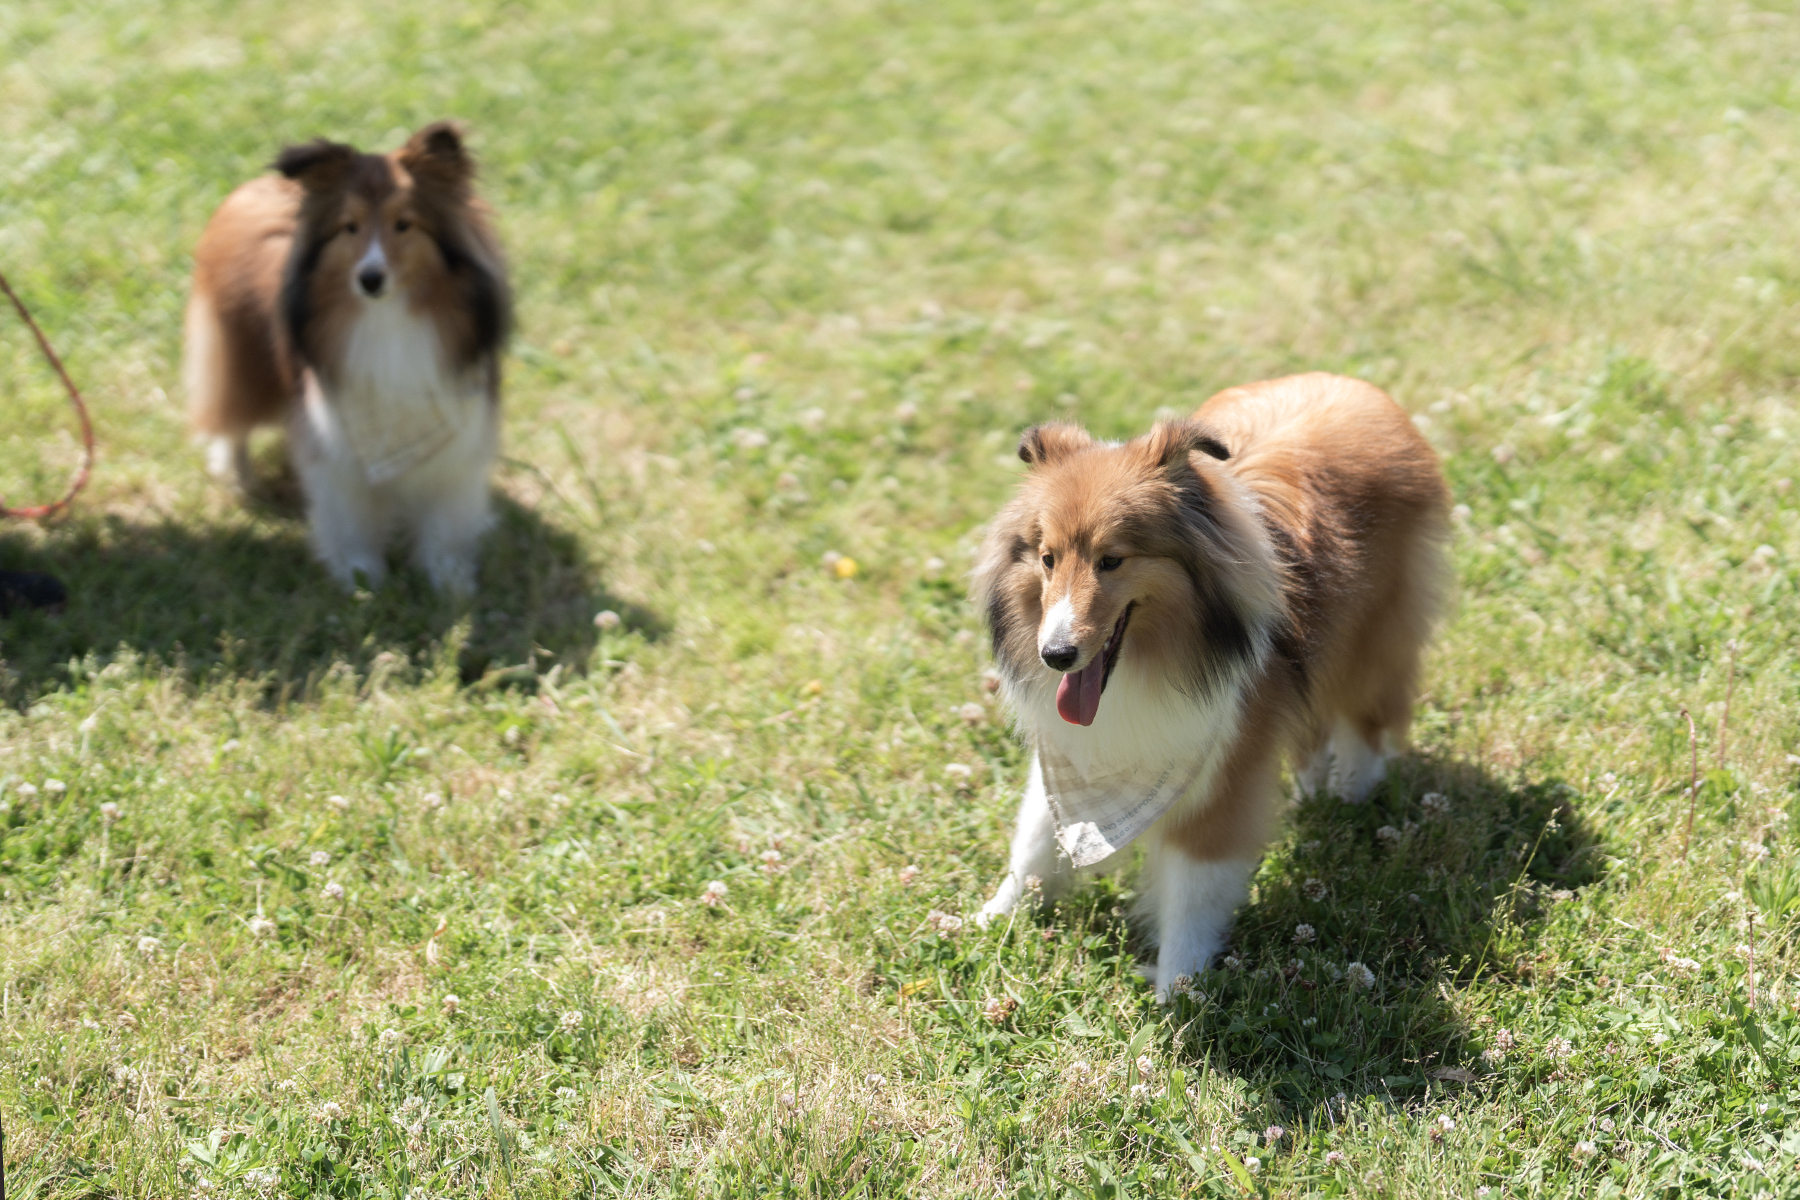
(973, 373), (1449, 998)
(183, 121), (511, 593)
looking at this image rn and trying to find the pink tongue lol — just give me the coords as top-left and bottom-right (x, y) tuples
(1055, 658), (1106, 726)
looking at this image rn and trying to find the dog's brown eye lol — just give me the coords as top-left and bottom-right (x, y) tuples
(1098, 556), (1122, 571)
(344, 222), (358, 235)
(1041, 554), (1054, 571)
(396, 218), (411, 232)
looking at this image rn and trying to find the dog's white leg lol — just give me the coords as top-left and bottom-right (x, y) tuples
(1148, 848), (1256, 1000)
(1296, 739), (1333, 798)
(205, 434), (255, 494)
(411, 471), (491, 596)
(293, 390), (388, 589)
(1328, 717), (1388, 803)
(976, 754), (1075, 927)
(307, 474), (388, 589)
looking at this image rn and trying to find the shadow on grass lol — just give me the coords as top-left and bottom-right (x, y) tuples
(1158, 751), (1606, 1106)
(863, 753), (1605, 1187)
(0, 491), (667, 705)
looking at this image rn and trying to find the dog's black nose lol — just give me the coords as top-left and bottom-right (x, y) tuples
(357, 267), (387, 296)
(1041, 644), (1079, 671)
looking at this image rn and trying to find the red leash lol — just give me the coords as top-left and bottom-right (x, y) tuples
(0, 268), (94, 519)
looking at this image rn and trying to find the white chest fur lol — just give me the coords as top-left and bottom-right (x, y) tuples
(326, 302), (486, 486)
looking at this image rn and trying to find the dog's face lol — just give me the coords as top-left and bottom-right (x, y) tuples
(274, 122), (509, 372)
(977, 420), (1263, 725)
(277, 123), (474, 305)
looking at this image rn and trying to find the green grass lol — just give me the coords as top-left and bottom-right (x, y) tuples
(4, 0), (1800, 1195)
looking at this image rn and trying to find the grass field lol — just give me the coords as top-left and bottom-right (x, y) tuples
(4, 0), (1800, 1195)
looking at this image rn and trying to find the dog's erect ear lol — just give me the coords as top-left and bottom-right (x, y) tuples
(398, 121), (474, 191)
(1144, 420), (1230, 471)
(273, 139), (358, 191)
(1017, 423), (1094, 467)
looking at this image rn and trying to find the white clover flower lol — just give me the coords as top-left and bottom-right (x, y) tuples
(117, 1011), (138, 1029)
(1545, 1036), (1574, 1060)
(378, 1029), (404, 1047)
(957, 703), (985, 726)
(1325, 1150), (1347, 1166)
(421, 792), (444, 811)
(1302, 877), (1329, 901)
(504, 727), (521, 746)
(400, 1094), (424, 1113)
(308, 850), (332, 868)
(1745, 841), (1770, 862)
(114, 1064), (141, 1086)
(1375, 825), (1402, 845)
(321, 882), (345, 901)
(1222, 955), (1243, 971)
(701, 880), (728, 907)
(1136, 1054), (1155, 1076)
(137, 936), (162, 957)
(556, 1086), (579, 1100)
(1065, 1060), (1092, 1081)
(898, 864), (920, 886)
(864, 1073), (887, 1089)
(732, 427), (770, 450)
(1572, 1140), (1597, 1160)
(248, 916), (277, 938)
(1244, 1156), (1262, 1174)
(277, 1079), (300, 1093)
(1420, 792), (1449, 817)
(1293, 923), (1316, 944)
(1551, 889), (1575, 902)
(245, 1168), (278, 1192)
(1129, 1082), (1151, 1101)
(924, 556), (946, 574)
(943, 763), (975, 788)
(1346, 962), (1376, 991)
(45, 779), (66, 794)
(15, 783), (37, 799)
(1264, 1124), (1285, 1144)
(100, 802), (120, 822)
(318, 1101), (344, 1121)
(559, 1010), (584, 1030)
(759, 848), (785, 876)
(441, 994), (461, 1016)
(593, 610), (622, 630)
(1600, 1117), (1615, 1131)
(326, 794), (350, 811)
(926, 910), (964, 935)
(983, 995), (1016, 1023)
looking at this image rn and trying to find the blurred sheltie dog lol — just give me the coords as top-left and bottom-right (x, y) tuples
(184, 121), (511, 593)
(973, 373), (1449, 998)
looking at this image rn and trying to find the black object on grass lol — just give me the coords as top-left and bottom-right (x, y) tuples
(0, 569), (67, 617)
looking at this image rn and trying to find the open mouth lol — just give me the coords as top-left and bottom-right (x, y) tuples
(1054, 602), (1135, 727)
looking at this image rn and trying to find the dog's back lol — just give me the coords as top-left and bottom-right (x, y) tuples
(1196, 371), (1449, 789)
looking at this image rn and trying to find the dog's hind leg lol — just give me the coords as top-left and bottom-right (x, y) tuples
(976, 754), (1079, 927)
(204, 434), (256, 494)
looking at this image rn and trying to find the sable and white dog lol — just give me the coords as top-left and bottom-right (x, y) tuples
(973, 373), (1449, 998)
(183, 121), (512, 593)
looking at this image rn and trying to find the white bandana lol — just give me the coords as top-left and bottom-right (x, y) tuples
(1039, 744), (1214, 867)
(337, 386), (469, 485)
